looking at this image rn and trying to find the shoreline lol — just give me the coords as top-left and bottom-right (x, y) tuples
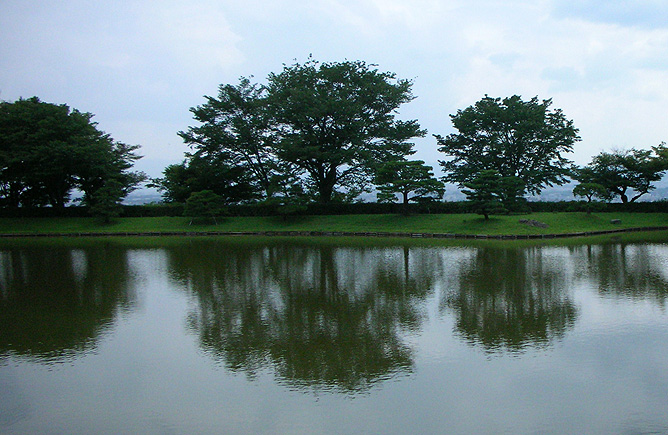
(3, 225), (668, 240)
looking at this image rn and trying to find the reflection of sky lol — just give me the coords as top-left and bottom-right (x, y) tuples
(70, 250), (87, 283)
(0, 370), (32, 429)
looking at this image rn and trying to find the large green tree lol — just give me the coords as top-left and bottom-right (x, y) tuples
(575, 144), (668, 203)
(266, 58), (425, 203)
(0, 97), (144, 208)
(178, 77), (293, 200)
(437, 95), (579, 209)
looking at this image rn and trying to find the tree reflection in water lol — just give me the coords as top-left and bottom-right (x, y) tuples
(166, 240), (442, 394)
(441, 247), (578, 354)
(570, 243), (668, 306)
(0, 242), (134, 364)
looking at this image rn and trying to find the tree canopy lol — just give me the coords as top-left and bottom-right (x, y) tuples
(575, 144), (668, 203)
(0, 97), (145, 210)
(266, 58), (424, 203)
(178, 77), (292, 200)
(437, 95), (579, 208)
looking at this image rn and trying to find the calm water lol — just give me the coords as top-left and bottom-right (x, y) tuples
(1, 236), (668, 434)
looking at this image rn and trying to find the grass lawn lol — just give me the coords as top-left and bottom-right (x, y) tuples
(1, 212), (667, 237)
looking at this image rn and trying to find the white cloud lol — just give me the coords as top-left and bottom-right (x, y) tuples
(2, 0), (668, 178)
(551, 0), (668, 29)
(368, 0), (457, 28)
(135, 2), (244, 74)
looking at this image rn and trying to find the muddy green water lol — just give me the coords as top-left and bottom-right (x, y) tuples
(1, 237), (667, 434)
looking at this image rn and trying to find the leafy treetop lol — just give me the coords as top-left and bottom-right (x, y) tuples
(0, 97), (144, 210)
(437, 95), (579, 206)
(266, 58), (425, 203)
(575, 144), (668, 203)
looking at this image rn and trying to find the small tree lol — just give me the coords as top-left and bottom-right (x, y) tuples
(375, 160), (444, 214)
(461, 170), (506, 220)
(498, 176), (527, 213)
(153, 151), (258, 204)
(572, 182), (610, 214)
(88, 179), (125, 224)
(183, 190), (225, 225)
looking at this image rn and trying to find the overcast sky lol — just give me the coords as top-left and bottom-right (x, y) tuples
(2, 0), (668, 180)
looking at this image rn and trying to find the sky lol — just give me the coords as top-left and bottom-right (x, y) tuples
(2, 0), (668, 184)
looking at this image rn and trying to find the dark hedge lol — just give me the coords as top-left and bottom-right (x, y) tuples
(2, 200), (668, 218)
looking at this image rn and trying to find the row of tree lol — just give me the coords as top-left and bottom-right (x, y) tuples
(154, 59), (667, 217)
(436, 95), (668, 218)
(2, 58), (667, 219)
(155, 58), (442, 209)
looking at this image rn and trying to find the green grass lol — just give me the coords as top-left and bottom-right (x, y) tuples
(1, 212), (667, 237)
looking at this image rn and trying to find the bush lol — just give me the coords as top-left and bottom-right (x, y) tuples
(183, 190), (226, 224)
(120, 203), (184, 217)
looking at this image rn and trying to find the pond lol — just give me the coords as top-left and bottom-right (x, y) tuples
(1, 236), (668, 434)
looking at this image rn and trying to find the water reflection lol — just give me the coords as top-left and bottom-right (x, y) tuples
(1, 237), (668, 433)
(570, 243), (668, 305)
(441, 247), (578, 354)
(0, 243), (135, 363)
(165, 240), (442, 393)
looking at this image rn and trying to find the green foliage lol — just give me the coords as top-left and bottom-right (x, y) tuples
(0, 97), (145, 208)
(153, 151), (259, 204)
(437, 95), (579, 209)
(88, 179), (125, 224)
(174, 59), (424, 205)
(572, 182), (609, 201)
(266, 57), (425, 203)
(178, 77), (297, 200)
(275, 204), (309, 221)
(79, 141), (146, 209)
(183, 190), (226, 224)
(576, 145), (668, 203)
(498, 176), (528, 212)
(572, 181), (610, 214)
(461, 170), (507, 219)
(375, 160), (444, 212)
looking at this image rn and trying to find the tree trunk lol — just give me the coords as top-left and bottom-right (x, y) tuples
(318, 182), (334, 203)
(317, 166), (338, 203)
(402, 191), (410, 215)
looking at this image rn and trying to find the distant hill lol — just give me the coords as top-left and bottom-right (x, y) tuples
(122, 180), (668, 205)
(528, 180), (668, 202)
(122, 188), (163, 205)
